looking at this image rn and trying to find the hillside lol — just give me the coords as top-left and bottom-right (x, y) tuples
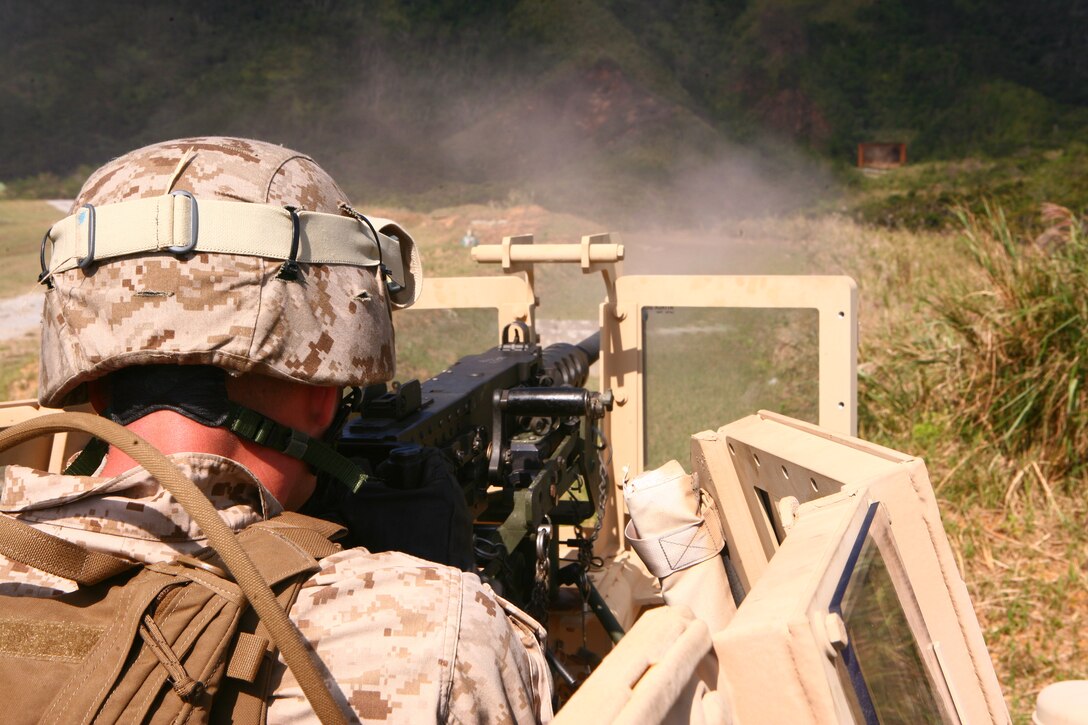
(4, 0), (1088, 222)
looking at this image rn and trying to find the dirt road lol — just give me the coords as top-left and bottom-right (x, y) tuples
(0, 292), (41, 342)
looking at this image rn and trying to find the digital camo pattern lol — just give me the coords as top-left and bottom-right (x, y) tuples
(72, 137), (346, 215)
(39, 252), (395, 407)
(269, 550), (552, 724)
(0, 456), (552, 723)
(0, 454), (279, 596)
(39, 137), (400, 407)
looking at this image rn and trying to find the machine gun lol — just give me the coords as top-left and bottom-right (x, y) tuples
(313, 322), (612, 615)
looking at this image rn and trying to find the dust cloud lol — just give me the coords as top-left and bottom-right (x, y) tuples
(307, 56), (841, 278)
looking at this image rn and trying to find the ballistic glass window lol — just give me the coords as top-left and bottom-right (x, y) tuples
(642, 306), (819, 468)
(831, 503), (953, 724)
(394, 308), (498, 381)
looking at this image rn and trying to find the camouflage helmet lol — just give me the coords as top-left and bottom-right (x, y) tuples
(38, 137), (421, 408)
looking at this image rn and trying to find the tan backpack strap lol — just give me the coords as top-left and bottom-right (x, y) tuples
(219, 576), (311, 725)
(0, 412), (350, 725)
(235, 524), (326, 590)
(267, 510), (345, 539)
(0, 511), (136, 584)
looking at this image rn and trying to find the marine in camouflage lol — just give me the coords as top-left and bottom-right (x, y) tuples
(16, 137), (552, 722)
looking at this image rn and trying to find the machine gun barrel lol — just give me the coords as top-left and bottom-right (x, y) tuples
(332, 326), (610, 591)
(541, 331), (600, 387)
(341, 331), (603, 464)
(576, 331), (601, 363)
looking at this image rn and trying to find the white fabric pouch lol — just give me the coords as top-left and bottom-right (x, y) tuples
(624, 459), (736, 632)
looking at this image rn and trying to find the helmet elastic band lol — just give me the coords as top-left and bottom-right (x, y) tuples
(40, 195), (418, 307)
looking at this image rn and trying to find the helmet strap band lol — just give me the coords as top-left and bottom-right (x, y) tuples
(224, 403), (368, 494)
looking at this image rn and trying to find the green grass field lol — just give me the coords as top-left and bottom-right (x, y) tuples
(643, 306), (819, 468)
(0, 200), (61, 400)
(0, 200), (65, 300)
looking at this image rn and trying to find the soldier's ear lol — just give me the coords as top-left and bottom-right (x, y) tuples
(87, 379), (110, 414)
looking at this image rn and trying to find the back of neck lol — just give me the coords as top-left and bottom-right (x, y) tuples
(98, 410), (313, 509)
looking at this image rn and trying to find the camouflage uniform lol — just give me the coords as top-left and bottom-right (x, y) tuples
(0, 456), (553, 723)
(22, 137), (554, 722)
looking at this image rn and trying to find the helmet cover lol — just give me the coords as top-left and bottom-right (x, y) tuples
(39, 137), (407, 407)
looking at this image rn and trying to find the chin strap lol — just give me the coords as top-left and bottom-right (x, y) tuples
(63, 437), (110, 476)
(223, 403), (368, 494)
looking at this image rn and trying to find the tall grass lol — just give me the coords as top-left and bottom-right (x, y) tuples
(935, 203), (1088, 483)
(861, 202), (1088, 486)
(851, 203), (1088, 720)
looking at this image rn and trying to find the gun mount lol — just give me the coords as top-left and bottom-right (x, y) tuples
(380, 233), (1007, 723)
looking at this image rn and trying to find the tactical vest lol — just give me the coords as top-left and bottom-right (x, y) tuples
(0, 412), (351, 724)
(0, 508), (341, 724)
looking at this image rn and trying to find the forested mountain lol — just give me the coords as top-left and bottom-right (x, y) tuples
(3, 0), (1086, 212)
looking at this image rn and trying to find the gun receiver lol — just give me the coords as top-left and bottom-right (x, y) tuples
(335, 325), (610, 604)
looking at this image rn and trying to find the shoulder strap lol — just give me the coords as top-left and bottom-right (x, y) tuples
(214, 513), (345, 725)
(0, 511), (135, 584)
(0, 413), (350, 725)
(234, 513), (343, 589)
(252, 511), (346, 556)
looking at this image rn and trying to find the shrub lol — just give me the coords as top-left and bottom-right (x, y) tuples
(925, 202), (1088, 482)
